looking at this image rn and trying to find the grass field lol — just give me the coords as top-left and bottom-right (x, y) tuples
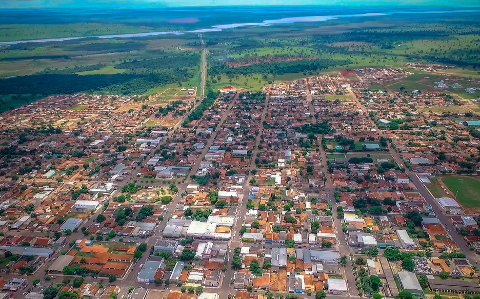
(325, 94), (351, 101)
(424, 176), (449, 199)
(70, 105), (88, 111)
(77, 64), (126, 75)
(441, 176), (480, 208)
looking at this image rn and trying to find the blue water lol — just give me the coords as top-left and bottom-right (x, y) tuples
(0, 8), (479, 45)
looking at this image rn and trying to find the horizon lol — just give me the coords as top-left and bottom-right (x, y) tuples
(2, 0), (480, 9)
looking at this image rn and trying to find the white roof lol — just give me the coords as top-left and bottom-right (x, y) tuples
(328, 278), (348, 291)
(74, 200), (100, 206)
(218, 191), (237, 198)
(397, 230), (415, 245)
(437, 197), (461, 208)
(198, 294), (220, 299)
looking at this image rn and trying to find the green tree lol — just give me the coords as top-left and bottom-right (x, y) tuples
(72, 277), (84, 288)
(316, 290), (327, 299)
(96, 214), (106, 223)
(397, 291), (414, 299)
(439, 271), (449, 279)
(401, 256), (415, 272)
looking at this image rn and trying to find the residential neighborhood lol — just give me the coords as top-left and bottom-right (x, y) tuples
(0, 68), (480, 299)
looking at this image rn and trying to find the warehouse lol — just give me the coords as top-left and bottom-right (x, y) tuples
(60, 218), (83, 232)
(48, 255), (74, 273)
(437, 197), (464, 215)
(397, 230), (415, 249)
(428, 279), (480, 293)
(73, 200), (100, 212)
(398, 271), (423, 297)
(0, 246), (54, 257)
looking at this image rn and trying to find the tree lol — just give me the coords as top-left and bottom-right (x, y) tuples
(58, 291), (78, 299)
(369, 275), (381, 292)
(402, 256), (415, 272)
(109, 274), (116, 282)
(262, 259), (271, 269)
(397, 291), (414, 299)
(418, 274), (429, 288)
(33, 279), (40, 286)
(340, 256), (348, 266)
(356, 257), (367, 265)
(251, 221), (260, 229)
(373, 293), (382, 299)
(195, 286), (203, 294)
(439, 271), (449, 279)
(322, 240), (332, 248)
(434, 295), (443, 299)
(96, 214), (106, 223)
(315, 290), (327, 299)
(72, 277), (84, 288)
(43, 286), (60, 299)
(180, 248), (195, 261)
(138, 243), (147, 252)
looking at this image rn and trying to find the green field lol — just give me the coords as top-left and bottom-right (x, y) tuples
(325, 94), (351, 101)
(441, 176), (480, 208)
(0, 23), (159, 42)
(70, 105), (88, 111)
(424, 176), (449, 199)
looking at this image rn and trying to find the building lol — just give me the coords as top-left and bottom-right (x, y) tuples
(327, 278), (348, 295)
(48, 255), (74, 273)
(73, 200), (100, 211)
(271, 247), (287, 271)
(397, 230), (415, 249)
(0, 246), (53, 257)
(428, 278), (480, 294)
(204, 270), (222, 287)
(398, 271), (423, 297)
(60, 218), (83, 231)
(437, 197), (464, 214)
(234, 272), (250, 289)
(11, 215), (30, 230)
(198, 294), (219, 299)
(169, 261), (185, 282)
(137, 260), (165, 283)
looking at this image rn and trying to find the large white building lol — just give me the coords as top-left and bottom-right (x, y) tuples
(397, 230), (415, 249)
(73, 200), (100, 211)
(437, 197), (464, 214)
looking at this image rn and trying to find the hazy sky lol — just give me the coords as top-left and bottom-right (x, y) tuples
(2, 0), (480, 8)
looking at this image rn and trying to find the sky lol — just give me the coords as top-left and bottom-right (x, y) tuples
(1, 0), (480, 8)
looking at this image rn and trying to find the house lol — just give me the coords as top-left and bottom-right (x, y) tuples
(234, 272), (250, 289)
(271, 247), (287, 271)
(204, 270), (222, 287)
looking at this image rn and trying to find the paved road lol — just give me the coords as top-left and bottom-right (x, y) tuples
(307, 85), (358, 297)
(217, 91), (271, 298)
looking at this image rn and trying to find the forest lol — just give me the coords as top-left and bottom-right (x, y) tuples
(209, 59), (351, 77)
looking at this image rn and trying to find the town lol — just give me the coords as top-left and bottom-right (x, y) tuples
(0, 66), (480, 299)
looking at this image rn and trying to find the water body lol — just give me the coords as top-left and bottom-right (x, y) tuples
(0, 8), (479, 45)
